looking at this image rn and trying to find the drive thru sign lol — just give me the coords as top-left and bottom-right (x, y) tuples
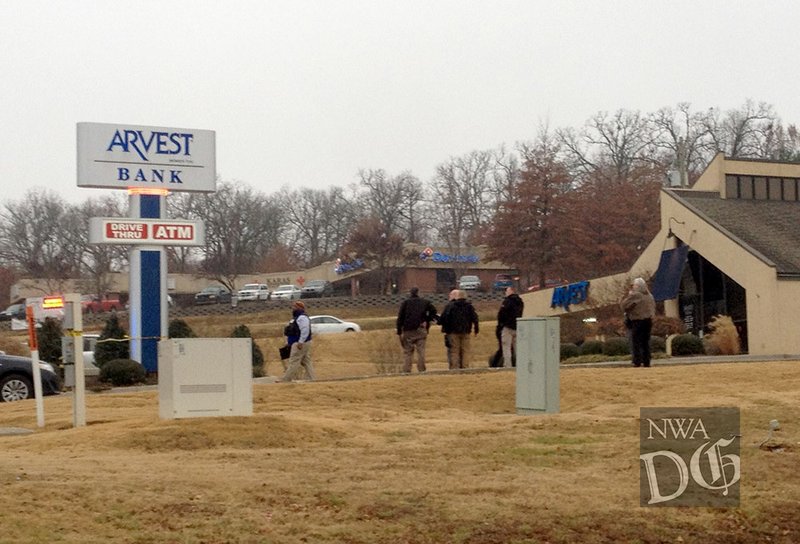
(89, 218), (205, 246)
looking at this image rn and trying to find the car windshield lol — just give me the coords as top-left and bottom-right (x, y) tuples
(307, 281), (325, 286)
(276, 285), (294, 291)
(461, 276), (479, 282)
(200, 287), (220, 293)
(242, 284), (260, 290)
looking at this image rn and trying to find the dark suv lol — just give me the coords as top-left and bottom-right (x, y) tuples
(493, 274), (514, 291)
(301, 280), (334, 298)
(194, 286), (232, 305)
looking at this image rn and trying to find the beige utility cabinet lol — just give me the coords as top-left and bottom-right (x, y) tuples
(515, 317), (560, 415)
(158, 338), (253, 419)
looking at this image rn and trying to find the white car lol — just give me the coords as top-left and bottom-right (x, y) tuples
(309, 315), (361, 334)
(82, 334), (101, 377)
(271, 285), (302, 300)
(237, 283), (270, 301)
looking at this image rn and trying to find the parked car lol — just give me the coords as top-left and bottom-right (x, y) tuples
(82, 334), (100, 377)
(458, 275), (482, 291)
(271, 285), (302, 301)
(194, 286), (232, 305)
(237, 283), (271, 302)
(492, 274), (515, 291)
(125, 294), (173, 310)
(526, 279), (569, 292)
(0, 353), (62, 402)
(301, 280), (334, 298)
(0, 303), (25, 321)
(83, 294), (123, 313)
(309, 315), (361, 334)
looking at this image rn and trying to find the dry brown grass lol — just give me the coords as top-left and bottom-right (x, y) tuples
(1, 360), (799, 543)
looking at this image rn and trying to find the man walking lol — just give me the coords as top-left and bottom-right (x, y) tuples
(439, 289), (479, 369)
(497, 287), (524, 368)
(396, 287), (438, 373)
(282, 301), (315, 381)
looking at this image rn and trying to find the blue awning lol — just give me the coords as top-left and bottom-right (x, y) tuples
(650, 245), (689, 302)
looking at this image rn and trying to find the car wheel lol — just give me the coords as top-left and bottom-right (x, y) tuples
(1, 374), (33, 402)
(345, 328), (355, 332)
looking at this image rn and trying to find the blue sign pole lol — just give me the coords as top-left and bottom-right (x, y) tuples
(128, 194), (166, 373)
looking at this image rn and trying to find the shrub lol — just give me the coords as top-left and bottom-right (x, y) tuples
(560, 315), (588, 345)
(670, 334), (705, 356)
(36, 317), (63, 367)
(596, 316), (627, 338)
(580, 340), (604, 355)
(560, 343), (580, 361)
(703, 315), (741, 355)
(602, 337), (631, 356)
(649, 336), (666, 354)
(652, 316), (685, 337)
(365, 330), (404, 374)
(231, 324), (265, 378)
(99, 358), (146, 386)
(168, 319), (197, 338)
(94, 314), (129, 369)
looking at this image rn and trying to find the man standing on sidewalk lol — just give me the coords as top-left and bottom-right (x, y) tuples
(282, 301), (315, 381)
(497, 287), (524, 368)
(396, 287), (438, 373)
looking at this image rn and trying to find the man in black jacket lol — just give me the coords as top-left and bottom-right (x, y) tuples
(439, 289), (479, 369)
(497, 287), (524, 368)
(396, 287), (438, 373)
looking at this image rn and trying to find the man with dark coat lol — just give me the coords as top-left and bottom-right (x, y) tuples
(439, 289), (479, 369)
(497, 287), (524, 368)
(396, 287), (438, 373)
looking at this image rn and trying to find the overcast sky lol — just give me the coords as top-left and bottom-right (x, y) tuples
(3, 1), (799, 204)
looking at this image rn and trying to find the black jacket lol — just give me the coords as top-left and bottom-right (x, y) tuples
(497, 293), (524, 330)
(440, 299), (479, 335)
(397, 295), (438, 334)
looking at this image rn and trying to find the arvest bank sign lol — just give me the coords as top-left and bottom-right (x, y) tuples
(77, 122), (216, 192)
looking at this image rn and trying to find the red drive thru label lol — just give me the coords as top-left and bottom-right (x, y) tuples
(106, 221), (147, 240)
(152, 223), (195, 241)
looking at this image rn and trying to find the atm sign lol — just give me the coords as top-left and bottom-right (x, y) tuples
(90, 218), (204, 246)
(152, 224), (194, 241)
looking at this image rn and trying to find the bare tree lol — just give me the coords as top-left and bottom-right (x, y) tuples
(650, 103), (712, 187)
(0, 189), (74, 291)
(358, 169), (425, 242)
(559, 109), (655, 185)
(194, 181), (283, 290)
(280, 185), (356, 267)
(60, 195), (128, 295)
(701, 99), (779, 158)
(429, 150), (496, 252)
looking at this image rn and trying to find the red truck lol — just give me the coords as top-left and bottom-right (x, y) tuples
(81, 294), (123, 313)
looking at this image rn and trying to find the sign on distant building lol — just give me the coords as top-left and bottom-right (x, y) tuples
(77, 122), (216, 192)
(89, 218), (205, 246)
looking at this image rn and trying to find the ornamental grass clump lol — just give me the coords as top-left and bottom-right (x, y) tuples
(704, 315), (741, 355)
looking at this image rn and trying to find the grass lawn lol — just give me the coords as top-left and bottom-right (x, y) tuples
(1, 359), (798, 543)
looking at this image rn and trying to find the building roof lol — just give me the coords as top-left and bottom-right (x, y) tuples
(670, 189), (800, 277)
